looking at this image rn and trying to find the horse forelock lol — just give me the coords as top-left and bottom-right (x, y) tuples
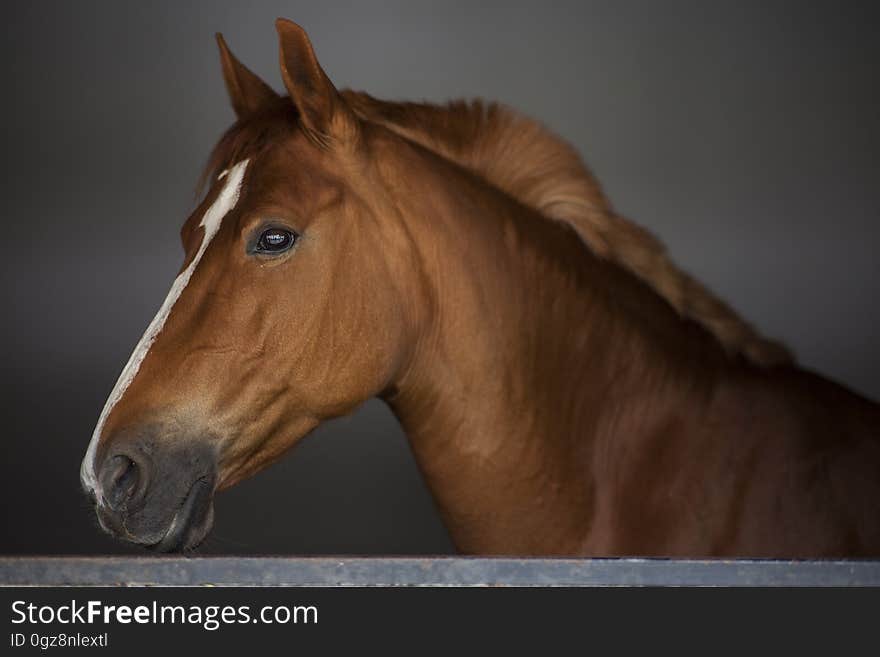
(199, 101), (297, 194)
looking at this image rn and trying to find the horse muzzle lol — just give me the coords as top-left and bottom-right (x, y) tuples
(85, 427), (217, 552)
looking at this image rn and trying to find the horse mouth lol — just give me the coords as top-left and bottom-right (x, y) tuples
(149, 477), (214, 553)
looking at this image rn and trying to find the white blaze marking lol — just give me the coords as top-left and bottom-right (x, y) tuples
(80, 159), (249, 497)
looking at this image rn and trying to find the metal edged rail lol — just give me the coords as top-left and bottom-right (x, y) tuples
(1, 556), (879, 587)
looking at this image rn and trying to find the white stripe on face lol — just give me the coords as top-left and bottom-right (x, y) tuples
(80, 159), (249, 499)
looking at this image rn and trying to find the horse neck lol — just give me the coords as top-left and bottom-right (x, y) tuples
(379, 139), (731, 554)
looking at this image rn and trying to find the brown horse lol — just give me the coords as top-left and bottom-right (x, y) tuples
(80, 19), (880, 556)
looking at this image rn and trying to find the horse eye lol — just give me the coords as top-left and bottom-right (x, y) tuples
(256, 228), (296, 254)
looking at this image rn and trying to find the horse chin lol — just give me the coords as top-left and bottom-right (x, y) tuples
(89, 428), (220, 552)
(95, 475), (216, 553)
(147, 479), (215, 553)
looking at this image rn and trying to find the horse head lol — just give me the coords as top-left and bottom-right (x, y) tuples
(81, 20), (420, 551)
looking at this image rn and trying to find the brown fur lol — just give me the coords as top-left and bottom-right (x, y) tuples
(342, 92), (792, 366)
(204, 93), (792, 367)
(85, 19), (879, 557)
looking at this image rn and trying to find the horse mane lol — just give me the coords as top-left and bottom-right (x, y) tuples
(202, 92), (791, 367)
(343, 91), (792, 367)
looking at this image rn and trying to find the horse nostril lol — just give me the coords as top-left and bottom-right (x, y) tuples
(104, 455), (142, 510)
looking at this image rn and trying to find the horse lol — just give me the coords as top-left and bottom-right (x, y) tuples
(80, 18), (880, 556)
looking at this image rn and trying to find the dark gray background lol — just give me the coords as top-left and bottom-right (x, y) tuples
(2, 1), (877, 555)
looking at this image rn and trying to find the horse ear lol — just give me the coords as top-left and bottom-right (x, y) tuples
(216, 33), (280, 119)
(275, 18), (356, 144)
